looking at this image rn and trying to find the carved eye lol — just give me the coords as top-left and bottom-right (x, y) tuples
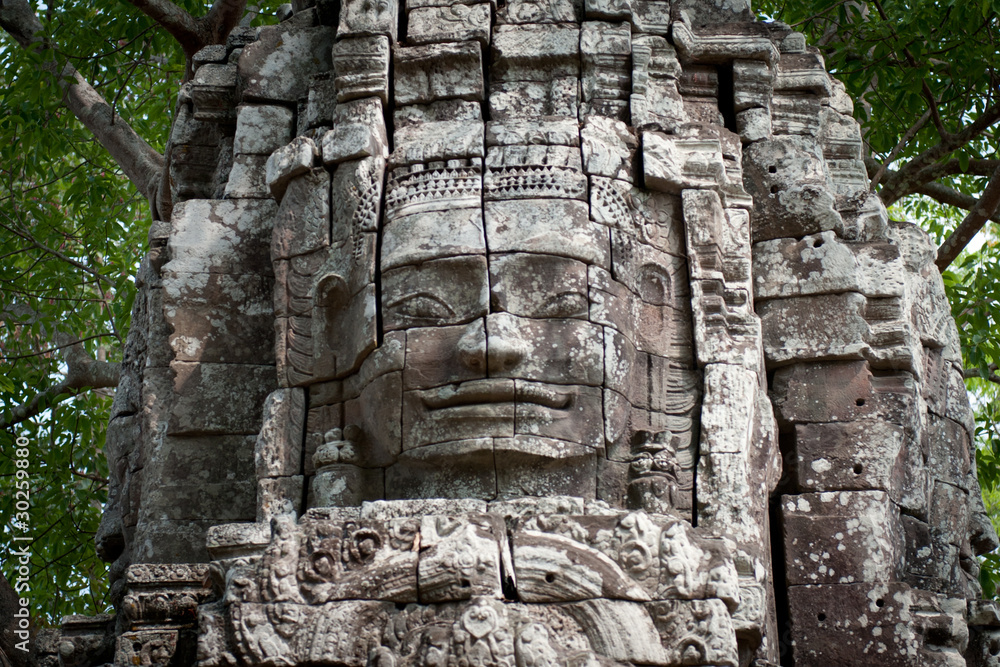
(539, 292), (588, 318)
(388, 292), (456, 322)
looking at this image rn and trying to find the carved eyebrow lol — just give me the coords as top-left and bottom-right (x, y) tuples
(386, 291), (457, 317)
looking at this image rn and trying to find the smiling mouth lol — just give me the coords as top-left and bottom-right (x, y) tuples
(422, 380), (572, 410)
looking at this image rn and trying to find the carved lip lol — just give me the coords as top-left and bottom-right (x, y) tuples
(422, 380), (571, 410)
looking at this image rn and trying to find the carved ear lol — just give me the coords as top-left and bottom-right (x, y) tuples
(316, 274), (350, 312)
(312, 274), (350, 380)
(638, 263), (670, 306)
(311, 272), (378, 380)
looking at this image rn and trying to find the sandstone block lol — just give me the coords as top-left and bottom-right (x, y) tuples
(491, 24), (580, 82)
(309, 463), (385, 507)
(387, 439), (498, 498)
(333, 36), (391, 103)
(383, 255), (489, 331)
(781, 490), (904, 585)
(163, 271), (275, 365)
(265, 136), (319, 201)
(168, 362), (276, 435)
(787, 583), (968, 666)
(339, 0), (398, 40)
(255, 388), (306, 478)
(488, 78), (580, 120)
(496, 436), (598, 498)
(382, 206), (486, 270)
(390, 120), (485, 167)
(257, 475), (304, 521)
(233, 104), (296, 155)
(238, 25), (335, 102)
(643, 131), (725, 193)
(321, 98), (389, 165)
(224, 153), (270, 198)
(753, 231), (905, 301)
(395, 42), (484, 106)
(770, 360), (918, 428)
(581, 116), (636, 181)
(406, 4), (491, 46)
(418, 513), (504, 602)
(792, 421), (905, 498)
(165, 199), (277, 275)
(484, 199), (609, 268)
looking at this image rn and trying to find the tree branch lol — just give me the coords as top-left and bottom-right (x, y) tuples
(0, 339), (121, 430)
(0, 305), (121, 429)
(916, 182), (1000, 224)
(965, 365), (1000, 385)
(921, 80), (949, 138)
(870, 107), (931, 191)
(879, 102), (1000, 206)
(0, 216), (115, 286)
(119, 0), (203, 56)
(865, 157), (1000, 225)
(0, 0), (165, 206)
(201, 0), (248, 46)
(936, 164), (1000, 270)
(913, 158), (1000, 185)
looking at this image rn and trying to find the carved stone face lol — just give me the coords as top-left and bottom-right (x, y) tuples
(274, 12), (703, 508)
(306, 157), (699, 503)
(377, 187), (610, 499)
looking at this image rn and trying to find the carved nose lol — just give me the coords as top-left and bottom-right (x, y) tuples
(487, 321), (527, 374)
(457, 320), (487, 373)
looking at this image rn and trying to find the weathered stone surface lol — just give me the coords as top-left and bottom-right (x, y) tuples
(643, 131), (726, 193)
(484, 144), (586, 201)
(339, 0), (398, 39)
(490, 253), (588, 319)
(271, 168), (330, 261)
(491, 24), (580, 82)
(238, 25), (335, 102)
(333, 36), (391, 103)
(321, 98), (389, 165)
(489, 78), (580, 120)
(753, 232), (905, 300)
(382, 206), (485, 270)
(233, 104), (296, 155)
(189, 63), (238, 122)
(225, 153), (270, 198)
(165, 199), (277, 276)
(787, 583), (969, 666)
(258, 475), (304, 521)
(771, 360), (918, 428)
(265, 136), (319, 200)
(406, 3), (491, 45)
(581, 116), (636, 181)
(162, 271), (274, 364)
(383, 255), (489, 331)
(168, 362), (276, 435)
(792, 421), (906, 498)
(255, 388), (306, 478)
(781, 491), (904, 585)
(484, 199), (609, 267)
(391, 120), (486, 167)
(395, 42), (484, 105)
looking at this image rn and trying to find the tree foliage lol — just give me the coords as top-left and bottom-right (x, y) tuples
(0, 0), (186, 622)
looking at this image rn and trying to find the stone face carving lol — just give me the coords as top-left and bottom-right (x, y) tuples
(73, 2), (999, 667)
